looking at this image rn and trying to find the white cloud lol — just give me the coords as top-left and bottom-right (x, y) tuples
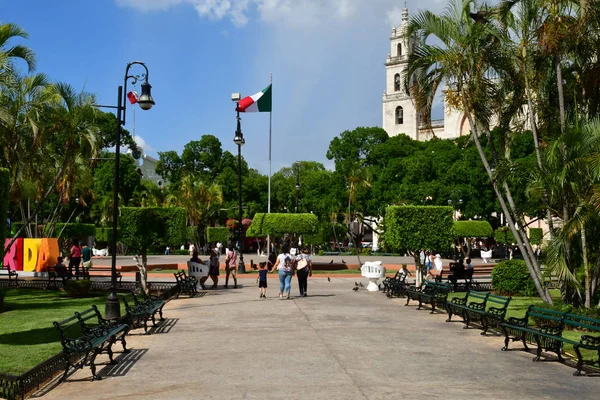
(115, 0), (183, 12)
(134, 135), (155, 152)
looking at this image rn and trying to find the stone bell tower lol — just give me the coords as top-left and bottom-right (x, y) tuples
(382, 6), (418, 139)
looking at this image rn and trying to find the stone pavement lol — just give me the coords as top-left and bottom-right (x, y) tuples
(38, 278), (598, 400)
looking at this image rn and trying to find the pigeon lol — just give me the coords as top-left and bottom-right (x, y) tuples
(327, 277), (331, 282)
(352, 286), (359, 291)
(329, 260), (333, 264)
(359, 282), (364, 288)
(355, 281), (359, 287)
(342, 259), (346, 264)
(378, 283), (382, 290)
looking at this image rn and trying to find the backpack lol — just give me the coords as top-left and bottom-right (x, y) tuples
(282, 255), (295, 273)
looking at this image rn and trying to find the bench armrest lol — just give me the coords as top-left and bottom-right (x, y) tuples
(487, 307), (507, 319)
(467, 301), (485, 311)
(505, 316), (528, 327)
(539, 324), (563, 336)
(580, 335), (600, 348)
(451, 297), (467, 306)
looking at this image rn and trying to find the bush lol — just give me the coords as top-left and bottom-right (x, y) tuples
(65, 280), (93, 298)
(172, 249), (189, 255)
(318, 250), (324, 256)
(246, 213), (318, 237)
(207, 227), (229, 244)
(530, 302), (600, 326)
(491, 260), (537, 296)
(494, 227), (516, 244)
(453, 220), (493, 238)
(529, 228), (543, 245)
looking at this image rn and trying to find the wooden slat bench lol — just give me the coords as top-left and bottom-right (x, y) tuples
(446, 290), (511, 334)
(54, 305), (129, 381)
(500, 305), (600, 376)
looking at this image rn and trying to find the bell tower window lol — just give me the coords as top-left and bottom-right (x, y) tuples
(397, 43), (402, 57)
(394, 74), (401, 92)
(396, 106), (404, 124)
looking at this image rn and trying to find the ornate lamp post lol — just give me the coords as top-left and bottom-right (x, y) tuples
(105, 61), (155, 320)
(232, 93), (246, 274)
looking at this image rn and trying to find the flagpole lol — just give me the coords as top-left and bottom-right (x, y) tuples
(267, 74), (273, 258)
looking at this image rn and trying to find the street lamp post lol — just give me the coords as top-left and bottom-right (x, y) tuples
(232, 93), (246, 274)
(105, 61), (155, 320)
(295, 163), (300, 213)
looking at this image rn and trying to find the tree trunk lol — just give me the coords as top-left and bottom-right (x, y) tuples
(460, 88), (551, 303)
(556, 58), (566, 134)
(582, 224), (591, 308)
(413, 252), (423, 287)
(136, 253), (149, 294)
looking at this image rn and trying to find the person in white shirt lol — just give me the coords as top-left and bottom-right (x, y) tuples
(224, 246), (238, 289)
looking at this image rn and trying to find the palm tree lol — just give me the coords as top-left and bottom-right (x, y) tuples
(0, 22), (36, 84)
(406, 0), (551, 302)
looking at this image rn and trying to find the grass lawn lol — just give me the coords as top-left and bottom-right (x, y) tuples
(0, 288), (118, 375)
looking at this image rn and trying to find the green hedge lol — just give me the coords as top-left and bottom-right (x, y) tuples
(385, 206), (453, 256)
(0, 168), (9, 260)
(207, 227), (229, 243)
(494, 228), (516, 244)
(95, 227), (120, 243)
(54, 223), (96, 239)
(529, 228), (543, 245)
(453, 220), (492, 238)
(246, 213), (318, 237)
(491, 260), (537, 296)
(120, 207), (186, 255)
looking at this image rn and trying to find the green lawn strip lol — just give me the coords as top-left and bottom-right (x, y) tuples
(0, 288), (121, 375)
(447, 292), (598, 364)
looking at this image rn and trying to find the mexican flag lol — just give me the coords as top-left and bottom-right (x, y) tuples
(236, 84), (272, 113)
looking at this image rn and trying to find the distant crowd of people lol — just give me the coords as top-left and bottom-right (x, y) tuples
(51, 239), (92, 279)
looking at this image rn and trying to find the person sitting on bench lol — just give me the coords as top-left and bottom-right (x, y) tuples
(448, 258), (465, 284)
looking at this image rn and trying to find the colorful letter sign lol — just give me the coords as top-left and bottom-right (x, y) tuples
(3, 238), (60, 272)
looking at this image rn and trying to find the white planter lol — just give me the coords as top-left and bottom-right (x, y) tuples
(361, 261), (386, 291)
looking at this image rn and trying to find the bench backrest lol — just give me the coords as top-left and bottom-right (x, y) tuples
(53, 313), (85, 343)
(486, 293), (511, 309)
(526, 306), (565, 329)
(466, 290), (488, 303)
(563, 313), (600, 333)
(120, 293), (138, 311)
(74, 305), (103, 331)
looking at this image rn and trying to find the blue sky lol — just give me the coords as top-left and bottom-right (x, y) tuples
(2, 0), (445, 174)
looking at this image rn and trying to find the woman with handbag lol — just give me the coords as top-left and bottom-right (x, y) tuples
(296, 248), (312, 297)
(272, 244), (295, 299)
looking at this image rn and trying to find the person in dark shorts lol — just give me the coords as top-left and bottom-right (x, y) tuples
(257, 262), (268, 298)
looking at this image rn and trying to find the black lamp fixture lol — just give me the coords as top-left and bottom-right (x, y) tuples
(231, 92), (246, 274)
(105, 61), (155, 320)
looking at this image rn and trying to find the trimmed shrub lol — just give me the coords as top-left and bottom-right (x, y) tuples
(65, 280), (93, 298)
(494, 227), (516, 244)
(491, 260), (537, 296)
(529, 228), (543, 245)
(453, 220), (493, 238)
(95, 227), (120, 244)
(384, 206), (454, 256)
(246, 213), (318, 237)
(207, 227), (229, 244)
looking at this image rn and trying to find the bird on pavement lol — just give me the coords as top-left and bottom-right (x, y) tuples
(355, 282), (359, 287)
(352, 286), (359, 292)
(329, 260), (333, 264)
(342, 259), (346, 264)
(359, 282), (364, 288)
(327, 277), (331, 282)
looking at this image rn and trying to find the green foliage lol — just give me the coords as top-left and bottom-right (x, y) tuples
(64, 280), (93, 298)
(246, 213), (318, 237)
(494, 228), (516, 244)
(53, 223), (96, 239)
(453, 220), (493, 238)
(207, 227), (229, 243)
(318, 250), (324, 256)
(95, 227), (119, 243)
(491, 260), (537, 297)
(120, 207), (186, 254)
(384, 206), (454, 256)
(534, 301), (600, 321)
(529, 228), (543, 245)
(0, 168), (9, 259)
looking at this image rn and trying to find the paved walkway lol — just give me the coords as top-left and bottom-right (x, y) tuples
(38, 278), (598, 399)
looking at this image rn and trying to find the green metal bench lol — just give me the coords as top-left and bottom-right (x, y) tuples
(53, 305), (129, 381)
(405, 281), (450, 313)
(173, 270), (199, 298)
(447, 290), (511, 335)
(120, 289), (165, 333)
(500, 305), (600, 376)
(384, 271), (408, 298)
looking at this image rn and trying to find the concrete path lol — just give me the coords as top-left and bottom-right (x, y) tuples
(38, 278), (598, 400)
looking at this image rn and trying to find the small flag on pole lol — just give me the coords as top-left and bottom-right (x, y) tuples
(127, 91), (139, 104)
(236, 84), (272, 113)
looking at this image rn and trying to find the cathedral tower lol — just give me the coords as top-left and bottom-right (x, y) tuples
(382, 7), (418, 139)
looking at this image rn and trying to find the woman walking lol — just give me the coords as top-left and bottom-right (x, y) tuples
(296, 248), (312, 297)
(272, 244), (295, 299)
(68, 239), (82, 279)
(208, 249), (220, 289)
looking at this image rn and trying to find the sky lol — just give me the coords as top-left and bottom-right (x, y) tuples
(1, 0), (446, 174)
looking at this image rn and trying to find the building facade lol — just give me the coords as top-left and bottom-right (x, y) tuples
(382, 7), (470, 140)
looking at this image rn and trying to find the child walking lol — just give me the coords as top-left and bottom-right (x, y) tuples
(257, 262), (268, 298)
